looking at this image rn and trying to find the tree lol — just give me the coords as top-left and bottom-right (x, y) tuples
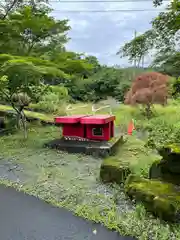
(0, 0), (49, 19)
(151, 2), (180, 50)
(124, 72), (169, 117)
(68, 67), (128, 102)
(153, 0), (163, 6)
(0, 6), (70, 56)
(152, 51), (180, 77)
(0, 54), (69, 138)
(118, 0), (180, 70)
(0, 6), (94, 84)
(117, 30), (155, 67)
(84, 55), (101, 73)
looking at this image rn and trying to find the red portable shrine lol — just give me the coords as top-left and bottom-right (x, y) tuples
(55, 115), (87, 138)
(80, 115), (115, 141)
(46, 111), (123, 158)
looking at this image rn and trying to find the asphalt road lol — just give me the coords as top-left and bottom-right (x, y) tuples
(0, 185), (135, 240)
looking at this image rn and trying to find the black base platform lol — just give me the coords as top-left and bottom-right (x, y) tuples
(44, 136), (124, 158)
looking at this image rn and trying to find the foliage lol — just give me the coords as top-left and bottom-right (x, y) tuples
(0, 54), (70, 137)
(124, 72), (169, 117)
(117, 30), (155, 67)
(0, 62), (42, 137)
(84, 55), (101, 73)
(32, 85), (68, 114)
(0, 0), (49, 20)
(119, 0), (180, 78)
(68, 67), (140, 102)
(152, 51), (180, 79)
(31, 93), (66, 114)
(0, 3), (152, 105)
(0, 5), (93, 81)
(153, 0), (163, 6)
(146, 117), (180, 149)
(152, 1), (180, 49)
(0, 6), (70, 56)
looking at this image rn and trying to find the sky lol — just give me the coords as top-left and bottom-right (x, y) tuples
(49, 0), (169, 66)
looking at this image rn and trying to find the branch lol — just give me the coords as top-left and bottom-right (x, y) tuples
(1, 0), (18, 20)
(0, 89), (21, 114)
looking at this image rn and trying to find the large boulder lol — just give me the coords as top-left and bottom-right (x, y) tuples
(125, 174), (180, 222)
(158, 144), (180, 174)
(100, 156), (131, 184)
(149, 144), (180, 185)
(149, 159), (180, 185)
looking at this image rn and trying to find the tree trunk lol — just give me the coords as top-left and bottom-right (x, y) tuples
(21, 110), (27, 139)
(145, 104), (152, 118)
(13, 105), (27, 139)
(16, 111), (21, 129)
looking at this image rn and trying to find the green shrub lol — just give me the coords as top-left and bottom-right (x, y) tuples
(31, 93), (66, 114)
(142, 106), (180, 149)
(125, 174), (180, 222)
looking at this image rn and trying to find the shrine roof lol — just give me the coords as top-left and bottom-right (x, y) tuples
(80, 115), (115, 124)
(54, 115), (88, 124)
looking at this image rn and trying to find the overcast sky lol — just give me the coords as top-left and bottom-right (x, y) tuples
(49, 0), (169, 66)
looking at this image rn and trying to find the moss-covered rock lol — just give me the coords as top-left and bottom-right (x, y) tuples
(158, 144), (180, 174)
(150, 144), (180, 185)
(125, 174), (180, 222)
(149, 158), (171, 178)
(100, 156), (131, 184)
(149, 159), (180, 185)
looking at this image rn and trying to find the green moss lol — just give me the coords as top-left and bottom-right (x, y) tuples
(125, 174), (180, 222)
(100, 136), (160, 185)
(166, 144), (180, 154)
(158, 144), (180, 159)
(100, 156), (131, 184)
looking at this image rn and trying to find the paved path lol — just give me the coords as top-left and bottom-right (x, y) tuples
(0, 185), (135, 240)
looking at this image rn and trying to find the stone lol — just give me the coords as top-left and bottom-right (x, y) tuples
(125, 174), (180, 222)
(100, 156), (131, 184)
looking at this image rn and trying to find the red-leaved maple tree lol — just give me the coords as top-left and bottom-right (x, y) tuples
(124, 72), (169, 117)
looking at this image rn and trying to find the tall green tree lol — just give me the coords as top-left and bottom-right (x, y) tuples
(0, 54), (70, 137)
(118, 0), (180, 73)
(0, 6), (70, 56)
(152, 51), (180, 77)
(117, 30), (155, 67)
(0, 6), (93, 83)
(84, 55), (101, 73)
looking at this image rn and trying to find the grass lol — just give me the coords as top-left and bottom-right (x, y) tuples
(112, 136), (161, 178)
(1, 101), (180, 130)
(0, 124), (179, 240)
(0, 104), (53, 123)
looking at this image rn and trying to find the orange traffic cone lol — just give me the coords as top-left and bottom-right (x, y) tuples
(127, 119), (135, 135)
